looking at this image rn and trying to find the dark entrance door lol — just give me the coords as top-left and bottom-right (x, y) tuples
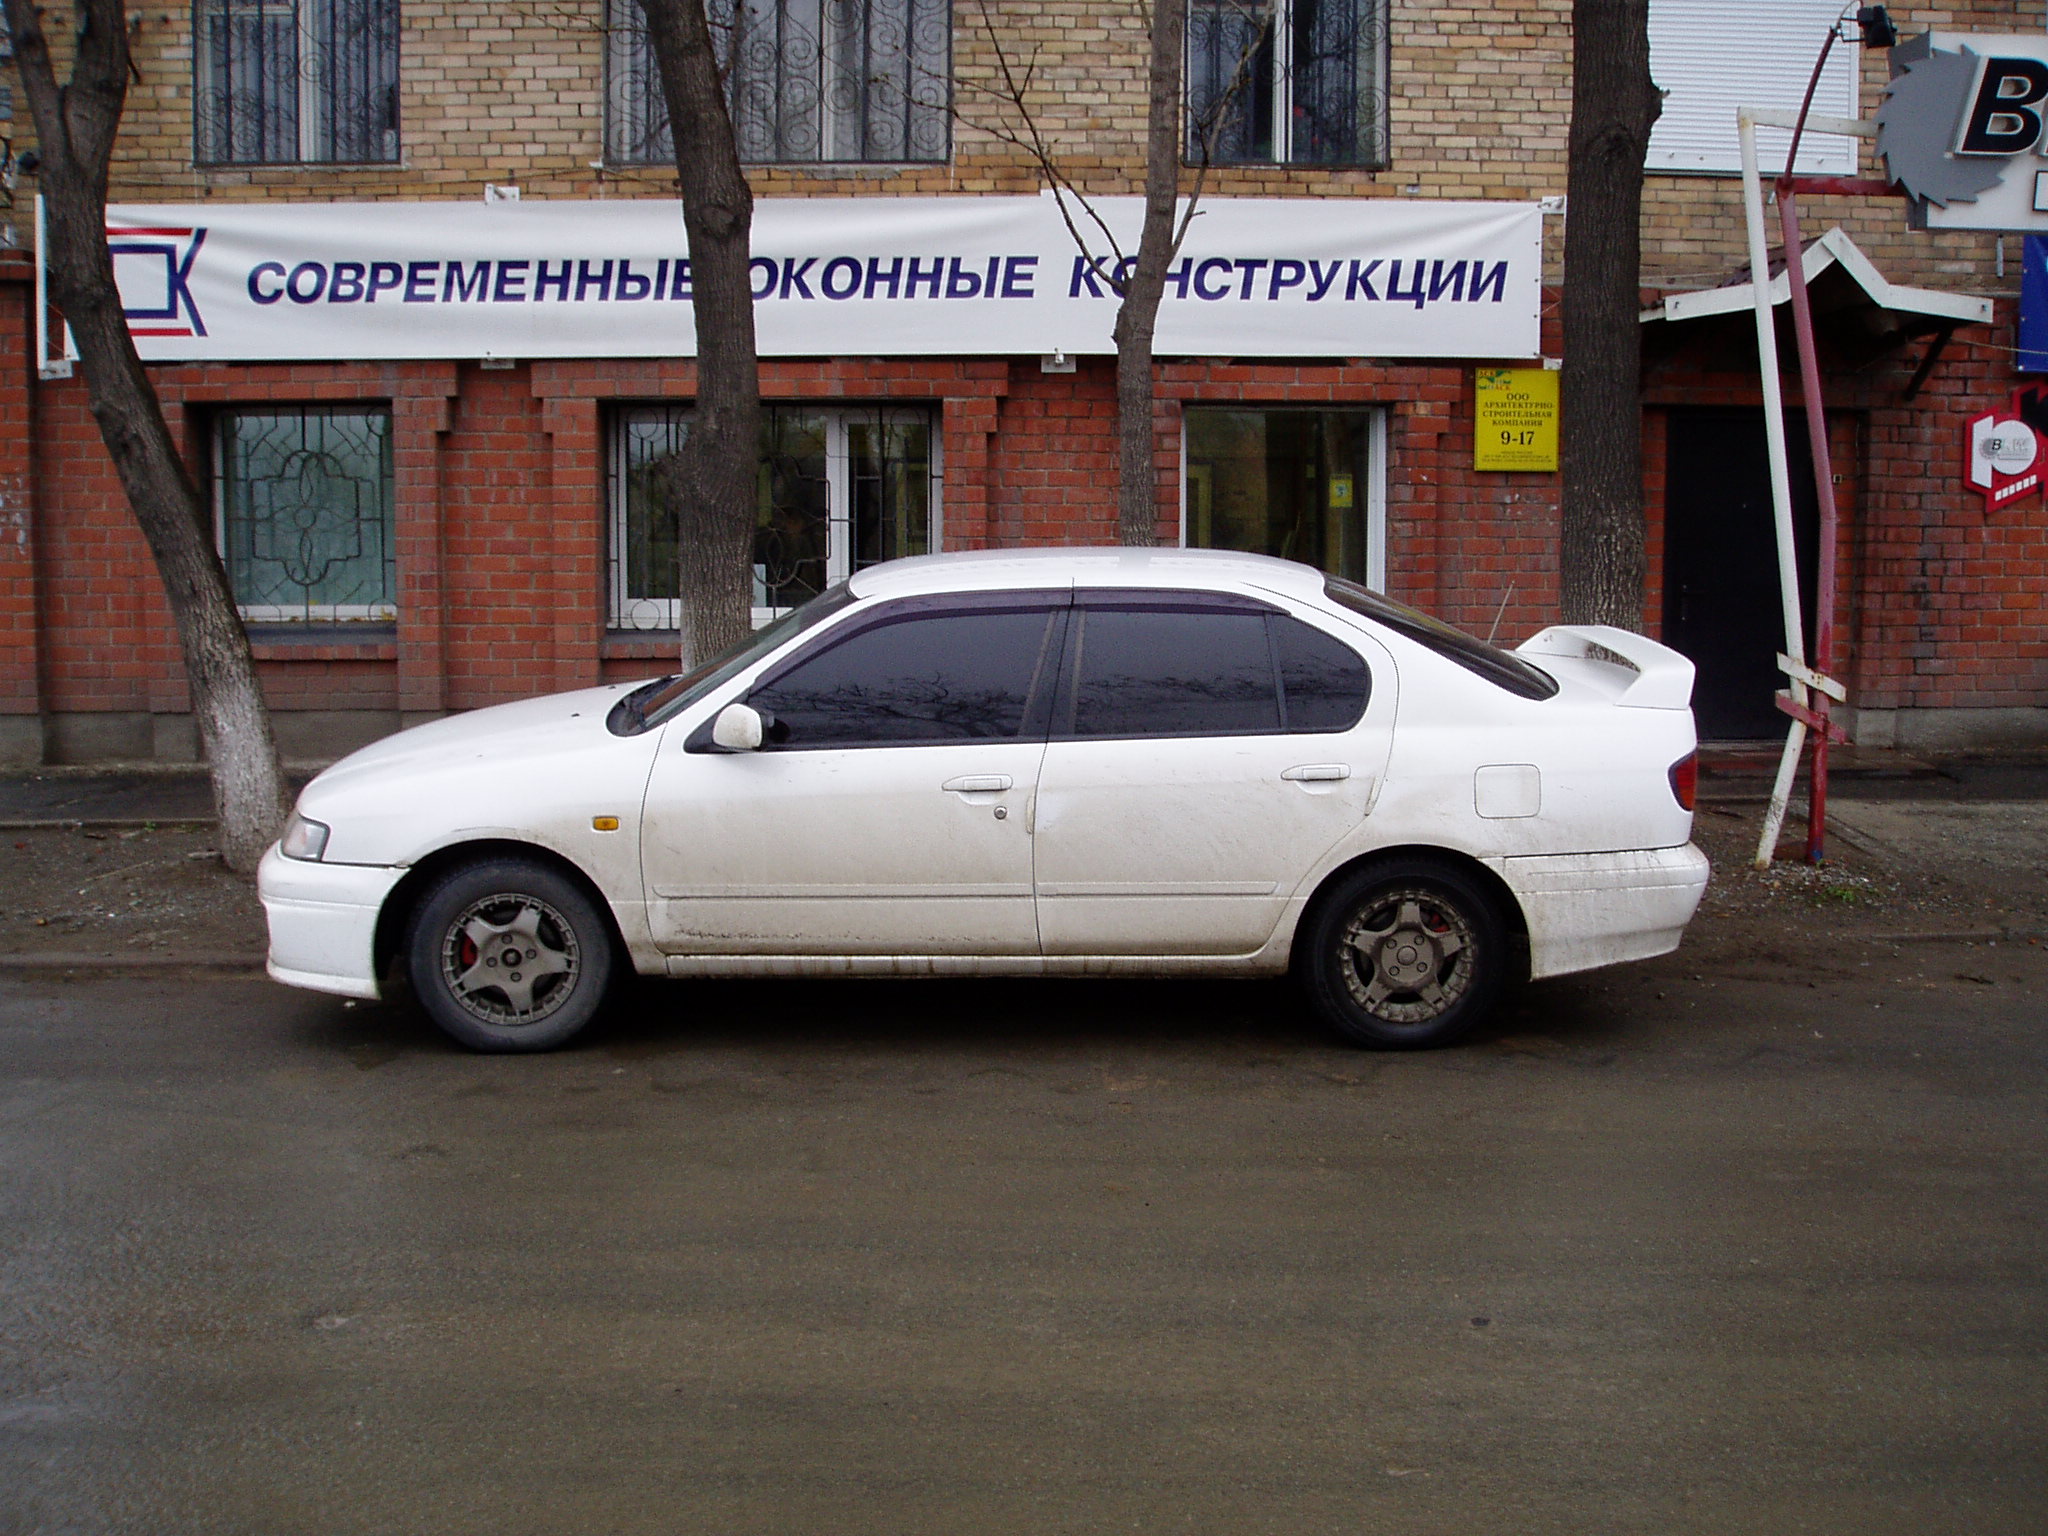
(1662, 410), (1820, 740)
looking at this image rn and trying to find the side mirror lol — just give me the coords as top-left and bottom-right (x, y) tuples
(710, 701), (765, 752)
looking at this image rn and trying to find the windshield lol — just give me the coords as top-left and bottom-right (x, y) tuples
(1323, 576), (1558, 701)
(607, 583), (858, 736)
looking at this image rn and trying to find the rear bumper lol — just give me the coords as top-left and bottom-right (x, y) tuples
(1502, 843), (1710, 980)
(258, 843), (406, 1000)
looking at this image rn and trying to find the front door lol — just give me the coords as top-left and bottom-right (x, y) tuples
(1662, 409), (1820, 740)
(640, 595), (1063, 956)
(1032, 593), (1387, 956)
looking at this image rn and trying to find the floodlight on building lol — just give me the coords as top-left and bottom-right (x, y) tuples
(1854, 7), (1896, 50)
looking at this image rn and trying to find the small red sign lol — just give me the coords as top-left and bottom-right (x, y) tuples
(1966, 383), (2048, 509)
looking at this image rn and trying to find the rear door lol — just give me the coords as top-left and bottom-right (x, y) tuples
(1032, 591), (1385, 957)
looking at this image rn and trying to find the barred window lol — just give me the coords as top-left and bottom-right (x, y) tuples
(610, 405), (937, 632)
(195, 0), (400, 165)
(1187, 0), (1388, 167)
(215, 408), (396, 623)
(607, 0), (950, 165)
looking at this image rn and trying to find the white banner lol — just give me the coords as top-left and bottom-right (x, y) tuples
(97, 195), (1542, 363)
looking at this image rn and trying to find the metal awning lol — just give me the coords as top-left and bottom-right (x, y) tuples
(1640, 225), (1991, 333)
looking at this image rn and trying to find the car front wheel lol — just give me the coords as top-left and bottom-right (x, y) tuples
(404, 857), (616, 1052)
(1298, 858), (1507, 1049)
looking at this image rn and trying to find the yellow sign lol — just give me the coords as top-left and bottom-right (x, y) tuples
(1474, 366), (1559, 472)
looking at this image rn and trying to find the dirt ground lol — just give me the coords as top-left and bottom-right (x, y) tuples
(1690, 795), (2048, 945)
(2, 795), (2040, 966)
(1, 823), (267, 958)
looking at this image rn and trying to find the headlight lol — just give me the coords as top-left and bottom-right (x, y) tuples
(279, 813), (331, 862)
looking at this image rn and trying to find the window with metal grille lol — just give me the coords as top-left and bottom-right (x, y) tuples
(606, 0), (950, 165)
(1186, 0), (1388, 167)
(195, 0), (400, 165)
(609, 404), (938, 632)
(214, 408), (396, 622)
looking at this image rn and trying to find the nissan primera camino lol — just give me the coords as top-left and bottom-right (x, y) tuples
(259, 548), (1709, 1051)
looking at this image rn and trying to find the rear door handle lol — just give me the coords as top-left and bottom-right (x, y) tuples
(1281, 764), (1351, 782)
(942, 774), (1014, 792)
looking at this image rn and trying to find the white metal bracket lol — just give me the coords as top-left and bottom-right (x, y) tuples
(1777, 654), (1846, 702)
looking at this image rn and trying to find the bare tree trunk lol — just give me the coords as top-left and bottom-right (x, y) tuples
(1559, 0), (1660, 628)
(4, 0), (289, 871)
(636, 0), (760, 667)
(1111, 0), (1185, 547)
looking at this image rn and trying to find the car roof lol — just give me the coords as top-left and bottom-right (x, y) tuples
(846, 546), (1331, 603)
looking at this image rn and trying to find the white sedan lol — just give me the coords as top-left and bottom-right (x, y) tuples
(260, 549), (1709, 1052)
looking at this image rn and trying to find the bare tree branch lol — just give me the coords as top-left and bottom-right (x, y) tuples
(953, 0), (1264, 543)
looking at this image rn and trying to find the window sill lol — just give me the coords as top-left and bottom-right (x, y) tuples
(604, 157), (947, 172)
(195, 159), (406, 171)
(602, 633), (681, 662)
(246, 623), (398, 662)
(1180, 160), (1390, 172)
(249, 640), (398, 662)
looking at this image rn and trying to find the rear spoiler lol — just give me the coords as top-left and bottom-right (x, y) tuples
(1516, 625), (1696, 710)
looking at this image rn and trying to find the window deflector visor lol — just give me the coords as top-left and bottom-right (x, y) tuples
(610, 582), (856, 736)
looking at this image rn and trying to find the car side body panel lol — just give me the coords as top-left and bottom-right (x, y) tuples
(259, 548), (1709, 1014)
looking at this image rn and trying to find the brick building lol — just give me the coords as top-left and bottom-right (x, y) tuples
(0, 0), (2038, 765)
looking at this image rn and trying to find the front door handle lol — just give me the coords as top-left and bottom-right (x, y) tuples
(942, 774), (1014, 793)
(1281, 764), (1351, 782)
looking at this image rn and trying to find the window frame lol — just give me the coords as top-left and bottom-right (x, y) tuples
(1184, 0), (1391, 170)
(604, 0), (954, 168)
(191, 0), (402, 167)
(607, 403), (943, 634)
(1179, 405), (1388, 592)
(732, 591), (1071, 752)
(1048, 590), (1372, 743)
(211, 403), (398, 625)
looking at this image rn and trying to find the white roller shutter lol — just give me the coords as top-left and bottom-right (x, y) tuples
(1646, 0), (1859, 176)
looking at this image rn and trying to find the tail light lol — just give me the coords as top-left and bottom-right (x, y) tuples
(1668, 752), (1698, 812)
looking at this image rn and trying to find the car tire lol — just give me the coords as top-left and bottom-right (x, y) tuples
(1298, 858), (1508, 1049)
(404, 857), (616, 1053)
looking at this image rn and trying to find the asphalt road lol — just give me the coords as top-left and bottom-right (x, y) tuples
(2, 952), (2045, 1535)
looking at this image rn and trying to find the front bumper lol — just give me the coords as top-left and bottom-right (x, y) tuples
(1501, 843), (1711, 981)
(257, 842), (408, 1000)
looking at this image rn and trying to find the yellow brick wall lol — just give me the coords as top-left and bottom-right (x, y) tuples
(1638, 2), (2030, 304)
(2, 0), (2033, 303)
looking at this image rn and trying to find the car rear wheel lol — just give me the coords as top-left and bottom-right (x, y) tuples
(404, 858), (615, 1052)
(1298, 858), (1507, 1049)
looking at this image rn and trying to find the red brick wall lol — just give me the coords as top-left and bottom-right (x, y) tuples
(1644, 299), (2047, 727)
(9, 297), (2044, 756)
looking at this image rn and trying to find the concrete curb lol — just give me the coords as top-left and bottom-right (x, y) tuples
(1830, 928), (2047, 945)
(0, 818), (217, 831)
(0, 952), (268, 978)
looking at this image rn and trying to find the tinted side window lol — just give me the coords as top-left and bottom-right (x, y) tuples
(1274, 617), (1371, 732)
(747, 608), (1056, 749)
(1066, 608), (1281, 738)
(1323, 574), (1557, 700)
